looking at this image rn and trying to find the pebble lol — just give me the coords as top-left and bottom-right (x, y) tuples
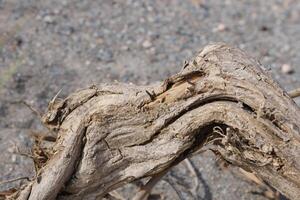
(213, 23), (227, 32)
(11, 154), (17, 163)
(142, 40), (152, 48)
(43, 15), (55, 24)
(85, 60), (91, 66)
(59, 26), (75, 36)
(97, 49), (114, 62)
(121, 45), (129, 51)
(281, 64), (294, 74)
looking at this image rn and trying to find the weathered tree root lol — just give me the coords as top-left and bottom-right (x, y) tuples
(10, 43), (300, 200)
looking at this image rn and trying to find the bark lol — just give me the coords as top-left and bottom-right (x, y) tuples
(12, 43), (300, 199)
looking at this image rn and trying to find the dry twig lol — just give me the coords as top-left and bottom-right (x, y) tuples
(288, 87), (300, 98)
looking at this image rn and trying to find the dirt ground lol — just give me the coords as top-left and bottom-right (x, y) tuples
(0, 0), (300, 199)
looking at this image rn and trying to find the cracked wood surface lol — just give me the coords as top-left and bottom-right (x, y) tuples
(14, 44), (300, 200)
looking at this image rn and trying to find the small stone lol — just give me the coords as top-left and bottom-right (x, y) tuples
(53, 9), (61, 15)
(142, 40), (152, 49)
(139, 17), (145, 23)
(90, 43), (97, 49)
(11, 154), (17, 163)
(281, 64), (294, 74)
(260, 25), (270, 32)
(61, 0), (68, 6)
(97, 49), (114, 63)
(43, 15), (55, 24)
(85, 60), (91, 66)
(148, 16), (155, 23)
(213, 23), (227, 32)
(121, 45), (129, 51)
(59, 26), (75, 36)
(148, 47), (156, 54)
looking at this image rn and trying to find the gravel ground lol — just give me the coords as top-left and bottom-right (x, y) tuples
(0, 0), (300, 199)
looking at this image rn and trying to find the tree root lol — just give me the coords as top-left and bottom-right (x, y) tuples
(3, 43), (300, 200)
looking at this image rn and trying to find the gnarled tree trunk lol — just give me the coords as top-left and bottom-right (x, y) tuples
(12, 44), (300, 200)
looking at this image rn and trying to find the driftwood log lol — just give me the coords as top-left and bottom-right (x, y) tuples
(11, 44), (300, 199)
